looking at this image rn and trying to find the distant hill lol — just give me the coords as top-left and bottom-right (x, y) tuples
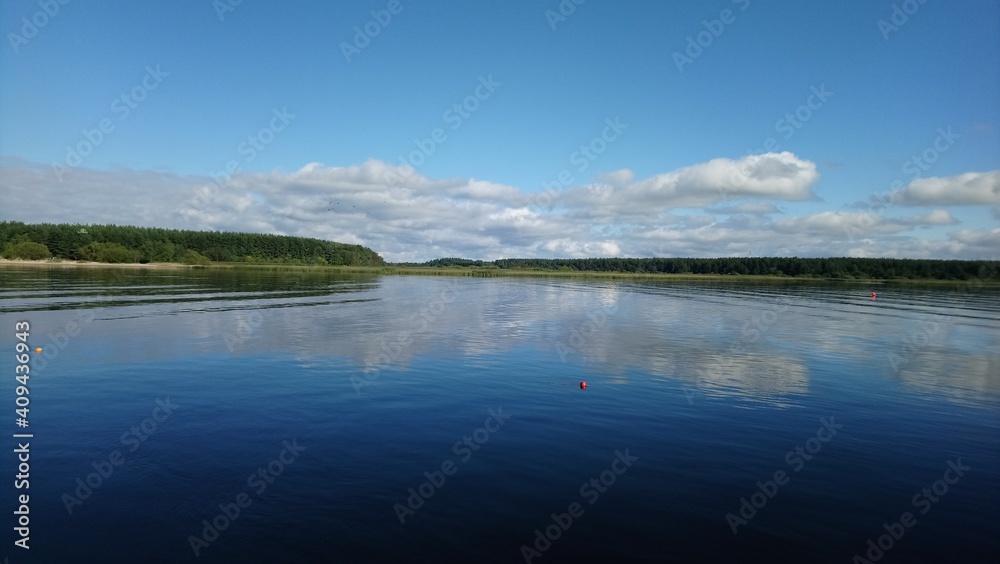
(0, 222), (385, 266)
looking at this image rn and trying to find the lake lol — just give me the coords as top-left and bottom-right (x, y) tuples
(1, 266), (998, 563)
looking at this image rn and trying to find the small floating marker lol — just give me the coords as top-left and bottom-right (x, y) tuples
(34, 347), (42, 354)
(580, 381), (587, 390)
(871, 291), (877, 299)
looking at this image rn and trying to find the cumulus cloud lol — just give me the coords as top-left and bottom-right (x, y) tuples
(946, 228), (1000, 250)
(889, 170), (1000, 206)
(595, 169), (635, 187)
(706, 202), (782, 215)
(773, 210), (956, 236)
(903, 210), (959, 226)
(562, 152), (819, 220)
(0, 156), (206, 228)
(0, 155), (995, 262)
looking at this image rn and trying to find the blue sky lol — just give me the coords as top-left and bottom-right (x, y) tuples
(1, 0), (998, 261)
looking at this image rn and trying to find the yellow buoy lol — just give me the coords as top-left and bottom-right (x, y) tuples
(34, 347), (42, 354)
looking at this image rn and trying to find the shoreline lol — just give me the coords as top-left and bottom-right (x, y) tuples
(0, 258), (194, 269)
(3, 258), (998, 285)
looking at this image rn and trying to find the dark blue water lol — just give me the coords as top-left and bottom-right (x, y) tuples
(1, 267), (998, 563)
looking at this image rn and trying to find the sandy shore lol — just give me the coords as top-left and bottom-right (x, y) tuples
(0, 258), (192, 269)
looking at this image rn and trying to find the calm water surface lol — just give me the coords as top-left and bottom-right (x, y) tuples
(1, 267), (998, 563)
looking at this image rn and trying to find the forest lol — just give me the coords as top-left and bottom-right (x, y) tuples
(0, 222), (385, 266)
(3, 222), (996, 280)
(408, 256), (1000, 281)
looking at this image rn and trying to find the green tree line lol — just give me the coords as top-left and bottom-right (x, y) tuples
(405, 256), (999, 281)
(0, 222), (385, 266)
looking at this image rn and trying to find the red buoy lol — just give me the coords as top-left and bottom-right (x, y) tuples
(580, 381), (587, 390)
(871, 291), (877, 299)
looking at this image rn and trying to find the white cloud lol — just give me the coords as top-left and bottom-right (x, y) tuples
(773, 210), (956, 236)
(562, 152), (819, 220)
(707, 202), (782, 215)
(947, 228), (1000, 249)
(0, 155), (995, 262)
(538, 239), (622, 258)
(889, 170), (1000, 205)
(595, 168), (635, 186)
(904, 209), (958, 226)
